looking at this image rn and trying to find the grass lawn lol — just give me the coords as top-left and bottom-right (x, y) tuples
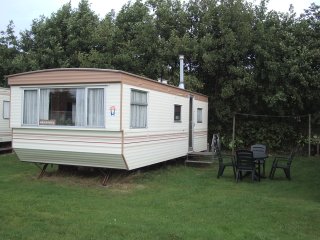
(0, 153), (319, 240)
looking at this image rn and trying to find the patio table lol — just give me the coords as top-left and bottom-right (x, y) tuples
(253, 152), (268, 178)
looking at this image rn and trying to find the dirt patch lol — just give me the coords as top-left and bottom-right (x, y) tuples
(33, 167), (145, 191)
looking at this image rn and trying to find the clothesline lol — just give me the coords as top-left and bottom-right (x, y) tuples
(235, 113), (310, 118)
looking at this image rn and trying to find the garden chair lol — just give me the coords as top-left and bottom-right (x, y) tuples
(250, 144), (267, 157)
(235, 150), (256, 182)
(251, 144), (267, 177)
(269, 148), (297, 180)
(217, 149), (236, 179)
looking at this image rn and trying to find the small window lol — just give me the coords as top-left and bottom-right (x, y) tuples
(197, 108), (203, 123)
(131, 89), (148, 128)
(174, 105), (181, 122)
(3, 101), (10, 119)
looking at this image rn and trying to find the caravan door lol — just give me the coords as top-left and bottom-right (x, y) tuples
(188, 96), (194, 151)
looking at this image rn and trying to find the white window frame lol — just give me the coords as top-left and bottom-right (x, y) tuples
(197, 108), (203, 123)
(22, 86), (106, 128)
(22, 88), (39, 126)
(130, 89), (148, 129)
(87, 87), (106, 128)
(174, 104), (182, 122)
(3, 100), (10, 119)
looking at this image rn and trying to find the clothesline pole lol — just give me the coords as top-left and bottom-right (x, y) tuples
(232, 114), (235, 155)
(309, 114), (311, 157)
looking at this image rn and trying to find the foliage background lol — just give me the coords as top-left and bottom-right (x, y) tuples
(1, 0), (319, 151)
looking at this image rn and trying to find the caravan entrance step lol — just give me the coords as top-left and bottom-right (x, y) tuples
(185, 151), (215, 165)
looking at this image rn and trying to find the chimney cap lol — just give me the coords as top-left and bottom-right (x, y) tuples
(179, 55), (185, 89)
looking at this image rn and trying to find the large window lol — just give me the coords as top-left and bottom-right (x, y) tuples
(3, 101), (10, 119)
(131, 89), (147, 128)
(40, 88), (77, 126)
(23, 87), (105, 127)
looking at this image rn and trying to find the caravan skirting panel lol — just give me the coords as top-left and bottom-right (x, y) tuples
(14, 148), (127, 169)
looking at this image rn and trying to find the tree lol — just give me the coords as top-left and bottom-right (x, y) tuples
(0, 21), (20, 86)
(112, 0), (160, 78)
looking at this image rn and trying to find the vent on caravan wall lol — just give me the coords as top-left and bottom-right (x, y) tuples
(179, 55), (185, 89)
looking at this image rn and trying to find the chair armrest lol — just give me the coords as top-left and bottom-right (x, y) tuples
(274, 156), (289, 160)
(273, 156), (289, 164)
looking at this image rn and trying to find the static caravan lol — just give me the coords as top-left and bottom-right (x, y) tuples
(7, 68), (208, 170)
(0, 87), (12, 148)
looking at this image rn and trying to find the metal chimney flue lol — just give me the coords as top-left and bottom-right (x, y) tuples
(179, 55), (185, 89)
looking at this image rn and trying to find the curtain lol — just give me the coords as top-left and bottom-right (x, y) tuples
(23, 90), (38, 125)
(39, 89), (50, 120)
(87, 88), (104, 127)
(131, 90), (147, 128)
(75, 88), (86, 126)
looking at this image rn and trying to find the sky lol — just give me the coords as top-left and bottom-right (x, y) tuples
(0, 0), (319, 34)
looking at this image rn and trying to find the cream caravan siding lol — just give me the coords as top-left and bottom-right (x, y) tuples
(105, 83), (121, 131)
(122, 84), (191, 170)
(13, 128), (122, 154)
(0, 88), (11, 142)
(193, 99), (208, 152)
(13, 128), (126, 169)
(10, 86), (22, 128)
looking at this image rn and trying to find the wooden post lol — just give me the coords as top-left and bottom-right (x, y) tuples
(308, 114), (312, 157)
(232, 114), (236, 155)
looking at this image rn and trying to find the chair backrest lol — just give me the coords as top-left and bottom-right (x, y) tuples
(251, 144), (267, 154)
(236, 150), (255, 170)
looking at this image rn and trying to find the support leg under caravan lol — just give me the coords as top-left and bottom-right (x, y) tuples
(99, 169), (111, 186)
(37, 163), (48, 179)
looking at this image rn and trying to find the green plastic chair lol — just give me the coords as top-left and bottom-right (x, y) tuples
(269, 148), (297, 180)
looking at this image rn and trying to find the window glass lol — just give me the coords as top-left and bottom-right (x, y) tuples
(197, 108), (203, 123)
(87, 88), (104, 127)
(174, 105), (181, 122)
(3, 101), (10, 119)
(131, 90), (147, 128)
(39, 88), (78, 126)
(25, 87), (105, 127)
(23, 90), (38, 125)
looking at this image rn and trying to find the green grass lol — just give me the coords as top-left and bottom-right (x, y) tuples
(0, 153), (319, 240)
